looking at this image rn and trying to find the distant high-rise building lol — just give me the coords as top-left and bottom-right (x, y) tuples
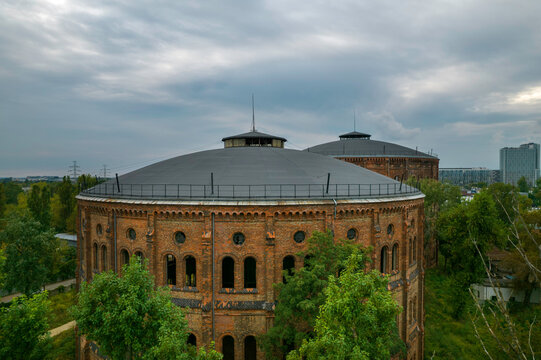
(500, 143), (540, 186)
(439, 167), (497, 186)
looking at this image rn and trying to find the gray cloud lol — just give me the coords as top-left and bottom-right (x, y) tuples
(1, 0), (541, 176)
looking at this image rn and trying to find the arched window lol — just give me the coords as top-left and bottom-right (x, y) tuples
(222, 335), (235, 360)
(222, 257), (235, 289)
(134, 251), (143, 263)
(282, 256), (295, 283)
(166, 254), (176, 286)
(187, 333), (196, 347)
(380, 246), (388, 273)
(244, 336), (257, 360)
(185, 256), (196, 287)
(413, 237), (417, 262)
(93, 243), (98, 270)
(120, 249), (129, 267)
(244, 257), (256, 288)
(392, 244), (399, 271)
(101, 245), (107, 272)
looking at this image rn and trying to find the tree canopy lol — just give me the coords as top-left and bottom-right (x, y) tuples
(0, 213), (57, 295)
(0, 292), (52, 360)
(72, 257), (221, 360)
(438, 191), (506, 317)
(260, 231), (371, 359)
(287, 251), (402, 360)
(27, 183), (52, 228)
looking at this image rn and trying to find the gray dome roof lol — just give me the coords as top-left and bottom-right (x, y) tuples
(83, 147), (419, 200)
(305, 136), (437, 159)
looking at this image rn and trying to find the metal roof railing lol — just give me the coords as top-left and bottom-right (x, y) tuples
(80, 182), (421, 200)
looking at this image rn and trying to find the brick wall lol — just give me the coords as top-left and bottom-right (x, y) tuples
(77, 197), (425, 360)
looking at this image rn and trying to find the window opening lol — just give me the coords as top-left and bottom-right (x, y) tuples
(294, 231), (306, 243)
(121, 249), (129, 267)
(392, 244), (399, 271)
(347, 228), (357, 240)
(380, 246), (388, 273)
(244, 257), (257, 288)
(282, 256), (295, 283)
(233, 232), (245, 245)
(101, 245), (107, 272)
(222, 257), (235, 288)
(166, 254), (176, 286)
(244, 336), (257, 360)
(185, 256), (196, 287)
(187, 333), (196, 347)
(222, 335), (235, 360)
(175, 231), (186, 244)
(127, 228), (136, 240)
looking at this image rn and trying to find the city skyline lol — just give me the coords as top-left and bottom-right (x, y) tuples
(1, 0), (541, 177)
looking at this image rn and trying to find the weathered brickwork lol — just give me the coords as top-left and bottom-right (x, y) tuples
(77, 196), (425, 360)
(336, 156), (439, 181)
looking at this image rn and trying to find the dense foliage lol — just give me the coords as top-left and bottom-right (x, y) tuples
(0, 292), (52, 360)
(260, 231), (363, 359)
(0, 214), (57, 295)
(72, 257), (221, 360)
(425, 269), (541, 359)
(287, 251), (402, 360)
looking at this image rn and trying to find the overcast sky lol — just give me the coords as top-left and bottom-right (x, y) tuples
(1, 0), (541, 177)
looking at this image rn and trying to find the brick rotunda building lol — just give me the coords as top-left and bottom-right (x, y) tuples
(76, 130), (425, 360)
(305, 131), (439, 181)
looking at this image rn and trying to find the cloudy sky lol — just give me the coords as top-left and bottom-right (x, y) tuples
(1, 0), (541, 177)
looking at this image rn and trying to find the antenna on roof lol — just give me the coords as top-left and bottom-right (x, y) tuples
(251, 94), (256, 132)
(353, 110), (356, 131)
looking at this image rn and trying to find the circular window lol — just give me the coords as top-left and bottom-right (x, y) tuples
(233, 232), (245, 245)
(128, 228), (136, 240)
(294, 231), (306, 243)
(174, 231), (186, 244)
(347, 228), (357, 240)
(96, 224), (103, 236)
(387, 224), (394, 235)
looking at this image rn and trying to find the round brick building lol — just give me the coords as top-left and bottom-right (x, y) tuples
(76, 130), (425, 360)
(305, 131), (439, 181)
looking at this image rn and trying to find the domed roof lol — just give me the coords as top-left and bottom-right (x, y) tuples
(83, 146), (419, 200)
(305, 133), (437, 159)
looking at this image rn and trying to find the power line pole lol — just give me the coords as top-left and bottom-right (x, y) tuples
(102, 164), (110, 179)
(69, 161), (80, 180)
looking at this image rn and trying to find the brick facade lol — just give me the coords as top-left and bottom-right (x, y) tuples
(336, 156), (439, 181)
(77, 195), (425, 360)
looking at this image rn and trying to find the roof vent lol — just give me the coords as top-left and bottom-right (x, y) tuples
(222, 130), (287, 148)
(339, 131), (371, 140)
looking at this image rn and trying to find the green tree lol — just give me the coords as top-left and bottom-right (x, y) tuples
(438, 191), (506, 317)
(0, 292), (52, 360)
(485, 182), (531, 225)
(287, 251), (402, 360)
(3, 182), (23, 205)
(260, 231), (362, 359)
(0, 214), (57, 295)
(517, 176), (529, 193)
(51, 176), (76, 232)
(501, 210), (541, 305)
(0, 247), (5, 289)
(27, 183), (52, 227)
(72, 257), (221, 360)
(0, 183), (6, 218)
(406, 178), (461, 266)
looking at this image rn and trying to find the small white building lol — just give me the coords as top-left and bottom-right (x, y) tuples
(472, 279), (541, 304)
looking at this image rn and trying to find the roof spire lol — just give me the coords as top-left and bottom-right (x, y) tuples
(251, 94), (256, 132)
(353, 109), (356, 131)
